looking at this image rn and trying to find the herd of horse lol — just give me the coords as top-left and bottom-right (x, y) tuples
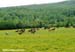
(5, 26), (75, 35)
(15, 27), (56, 35)
(5, 27), (56, 35)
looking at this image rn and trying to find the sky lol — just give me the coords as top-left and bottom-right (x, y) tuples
(0, 0), (66, 7)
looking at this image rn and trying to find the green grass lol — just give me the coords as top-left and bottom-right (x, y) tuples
(0, 27), (75, 52)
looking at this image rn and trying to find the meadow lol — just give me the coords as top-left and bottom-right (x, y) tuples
(0, 27), (75, 52)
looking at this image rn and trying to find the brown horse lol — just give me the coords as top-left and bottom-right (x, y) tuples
(28, 28), (36, 34)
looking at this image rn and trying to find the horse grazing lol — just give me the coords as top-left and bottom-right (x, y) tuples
(48, 27), (56, 31)
(28, 28), (36, 34)
(16, 29), (25, 35)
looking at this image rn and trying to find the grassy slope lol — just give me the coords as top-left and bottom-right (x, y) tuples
(0, 28), (75, 52)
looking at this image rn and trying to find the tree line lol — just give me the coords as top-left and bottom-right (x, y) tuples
(0, 0), (75, 29)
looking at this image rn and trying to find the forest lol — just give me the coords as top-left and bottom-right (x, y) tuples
(0, 0), (75, 29)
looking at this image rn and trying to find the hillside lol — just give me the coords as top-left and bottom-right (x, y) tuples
(0, 0), (75, 29)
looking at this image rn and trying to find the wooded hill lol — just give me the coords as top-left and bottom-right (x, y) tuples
(0, 0), (75, 29)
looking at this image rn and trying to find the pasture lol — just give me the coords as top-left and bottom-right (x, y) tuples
(0, 27), (75, 52)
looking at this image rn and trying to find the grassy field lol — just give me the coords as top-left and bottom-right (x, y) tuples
(0, 27), (75, 52)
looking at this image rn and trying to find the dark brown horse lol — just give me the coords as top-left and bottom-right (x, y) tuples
(28, 28), (36, 34)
